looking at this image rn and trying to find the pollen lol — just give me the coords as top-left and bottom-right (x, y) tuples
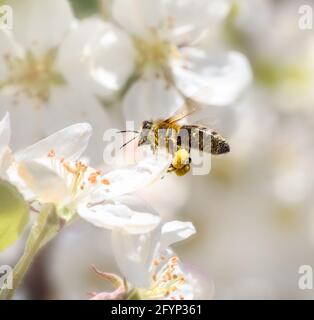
(88, 171), (101, 184)
(142, 254), (189, 300)
(63, 162), (77, 174)
(153, 259), (160, 266)
(101, 178), (110, 185)
(170, 286), (178, 292)
(47, 149), (56, 158)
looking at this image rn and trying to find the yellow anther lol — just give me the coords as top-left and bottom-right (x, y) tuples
(47, 149), (55, 158)
(63, 162), (77, 174)
(153, 259), (160, 266)
(101, 179), (110, 185)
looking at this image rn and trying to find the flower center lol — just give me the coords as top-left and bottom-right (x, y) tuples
(0, 49), (66, 104)
(134, 33), (179, 74)
(140, 255), (187, 300)
(47, 150), (110, 208)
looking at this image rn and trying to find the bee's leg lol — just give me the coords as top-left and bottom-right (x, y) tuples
(167, 163), (189, 176)
(167, 162), (176, 173)
(175, 164), (190, 176)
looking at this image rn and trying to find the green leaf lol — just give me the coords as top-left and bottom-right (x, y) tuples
(0, 179), (29, 251)
(69, 0), (99, 19)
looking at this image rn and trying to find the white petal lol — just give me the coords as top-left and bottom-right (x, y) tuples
(0, 112), (11, 176)
(162, 0), (231, 45)
(86, 22), (136, 93)
(5, 164), (36, 201)
(99, 153), (172, 199)
(0, 112), (10, 148)
(156, 249), (195, 300)
(0, 147), (13, 178)
(112, 0), (164, 38)
(78, 195), (161, 234)
(56, 18), (105, 76)
(184, 264), (215, 300)
(17, 160), (68, 204)
(0, 96), (46, 151)
(15, 123), (92, 162)
(171, 49), (252, 106)
(43, 90), (110, 165)
(113, 0), (230, 43)
(56, 18), (122, 97)
(123, 77), (184, 127)
(8, 0), (74, 55)
(111, 226), (161, 287)
(160, 221), (196, 250)
(0, 31), (21, 80)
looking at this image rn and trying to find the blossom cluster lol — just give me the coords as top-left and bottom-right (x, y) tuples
(0, 111), (199, 299)
(0, 0), (252, 300)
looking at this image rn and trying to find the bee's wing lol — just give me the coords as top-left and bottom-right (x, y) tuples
(164, 81), (222, 125)
(164, 98), (204, 124)
(164, 86), (235, 135)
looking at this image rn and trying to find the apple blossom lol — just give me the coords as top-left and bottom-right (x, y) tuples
(88, 0), (252, 126)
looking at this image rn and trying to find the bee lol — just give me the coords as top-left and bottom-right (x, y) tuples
(120, 99), (230, 176)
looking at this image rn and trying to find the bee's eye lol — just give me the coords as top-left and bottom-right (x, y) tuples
(212, 131), (217, 135)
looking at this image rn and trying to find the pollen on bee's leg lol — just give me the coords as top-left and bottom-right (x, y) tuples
(172, 149), (190, 170)
(176, 164), (190, 176)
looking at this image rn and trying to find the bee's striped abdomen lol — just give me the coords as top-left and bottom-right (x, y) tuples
(178, 125), (230, 155)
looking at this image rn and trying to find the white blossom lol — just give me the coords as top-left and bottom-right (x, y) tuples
(6, 120), (171, 229)
(88, 0), (252, 126)
(0, 0), (108, 159)
(111, 219), (197, 299)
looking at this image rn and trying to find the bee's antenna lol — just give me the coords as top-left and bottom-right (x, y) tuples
(120, 136), (139, 149)
(117, 130), (139, 134)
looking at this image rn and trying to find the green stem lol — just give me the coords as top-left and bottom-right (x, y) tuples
(126, 289), (142, 300)
(0, 204), (60, 300)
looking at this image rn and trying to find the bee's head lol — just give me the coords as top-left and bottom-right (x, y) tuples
(138, 120), (153, 146)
